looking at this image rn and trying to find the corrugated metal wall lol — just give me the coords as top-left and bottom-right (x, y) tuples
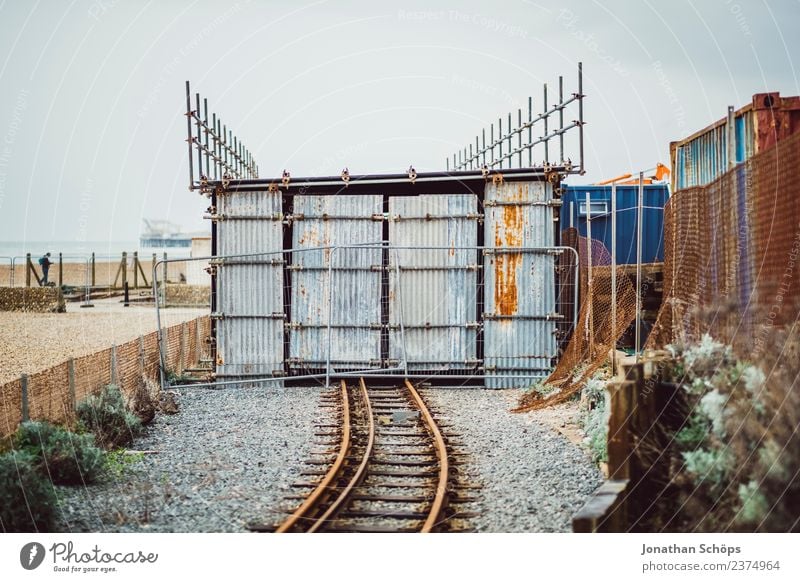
(388, 194), (479, 371)
(670, 91), (800, 190)
(560, 184), (669, 264)
(215, 190), (284, 377)
(215, 181), (561, 387)
(483, 181), (556, 388)
(290, 195), (383, 371)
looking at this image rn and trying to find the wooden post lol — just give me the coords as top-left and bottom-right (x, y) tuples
(91, 252), (96, 287)
(195, 318), (202, 365)
(135, 254), (148, 287)
(121, 251), (128, 290)
(162, 252), (168, 285)
(58, 252), (63, 287)
(179, 322), (187, 374)
(139, 336), (146, 377)
(133, 251), (139, 288)
(111, 344), (118, 386)
(26, 253), (32, 287)
(67, 358), (76, 414)
(21, 374), (29, 422)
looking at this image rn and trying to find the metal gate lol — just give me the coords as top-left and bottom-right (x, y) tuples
(289, 195), (383, 373)
(483, 181), (558, 388)
(388, 195), (479, 372)
(215, 189), (284, 377)
(181, 63), (585, 388)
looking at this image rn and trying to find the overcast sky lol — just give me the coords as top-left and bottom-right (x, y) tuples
(0, 0), (797, 242)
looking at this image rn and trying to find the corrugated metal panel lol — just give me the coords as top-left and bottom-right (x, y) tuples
(483, 181), (556, 389)
(671, 106), (752, 190)
(216, 190), (283, 377)
(671, 92), (800, 190)
(560, 184), (669, 264)
(388, 194), (478, 371)
(290, 195), (382, 370)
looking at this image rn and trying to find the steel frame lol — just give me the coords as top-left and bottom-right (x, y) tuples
(152, 243), (578, 388)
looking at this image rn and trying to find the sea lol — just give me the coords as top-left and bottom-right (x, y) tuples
(0, 240), (193, 262)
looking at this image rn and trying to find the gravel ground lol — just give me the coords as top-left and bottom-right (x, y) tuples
(0, 300), (205, 383)
(421, 387), (603, 532)
(54, 384), (321, 532)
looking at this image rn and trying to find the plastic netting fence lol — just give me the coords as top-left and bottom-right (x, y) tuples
(518, 130), (800, 411)
(516, 228), (638, 411)
(647, 130), (800, 355)
(0, 316), (211, 439)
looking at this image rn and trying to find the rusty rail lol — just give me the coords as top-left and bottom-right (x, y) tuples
(271, 378), (456, 533)
(274, 380), (351, 533)
(307, 378), (374, 532)
(405, 379), (449, 533)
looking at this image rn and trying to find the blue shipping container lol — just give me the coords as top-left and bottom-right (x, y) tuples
(560, 184), (669, 264)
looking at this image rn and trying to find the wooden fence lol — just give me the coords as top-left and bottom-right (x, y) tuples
(572, 356), (683, 532)
(0, 316), (211, 440)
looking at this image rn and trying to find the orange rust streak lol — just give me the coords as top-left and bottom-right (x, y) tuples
(493, 190), (524, 316)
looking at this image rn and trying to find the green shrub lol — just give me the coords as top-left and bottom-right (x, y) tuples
(0, 450), (56, 532)
(14, 421), (105, 485)
(104, 449), (144, 479)
(580, 372), (609, 464)
(76, 384), (141, 449)
(674, 414), (710, 450)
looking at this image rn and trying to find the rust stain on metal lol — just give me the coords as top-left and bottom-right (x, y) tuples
(494, 185), (524, 316)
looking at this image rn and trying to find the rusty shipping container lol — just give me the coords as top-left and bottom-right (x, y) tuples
(671, 92), (800, 190)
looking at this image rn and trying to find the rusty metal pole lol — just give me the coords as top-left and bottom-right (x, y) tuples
(635, 172), (644, 362)
(58, 252), (63, 287)
(26, 253), (31, 287)
(91, 252), (96, 287)
(611, 183), (617, 376)
(585, 192), (594, 354)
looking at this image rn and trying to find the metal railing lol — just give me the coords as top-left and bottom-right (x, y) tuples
(447, 62), (585, 174)
(184, 81), (259, 193)
(152, 243), (578, 389)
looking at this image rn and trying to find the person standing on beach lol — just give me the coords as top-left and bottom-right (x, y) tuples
(38, 252), (53, 285)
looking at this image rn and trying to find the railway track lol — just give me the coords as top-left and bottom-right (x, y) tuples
(256, 378), (474, 533)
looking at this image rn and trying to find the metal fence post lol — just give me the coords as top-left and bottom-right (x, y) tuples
(91, 252), (96, 287)
(611, 183), (617, 375)
(20, 374), (29, 422)
(58, 252), (63, 287)
(68, 358), (76, 413)
(162, 252), (168, 305)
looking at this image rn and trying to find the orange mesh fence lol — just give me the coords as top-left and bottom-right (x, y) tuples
(517, 228), (639, 411)
(116, 340), (142, 400)
(647, 130), (800, 356)
(74, 348), (113, 404)
(164, 324), (182, 374)
(26, 361), (72, 426)
(519, 127), (800, 412)
(142, 331), (160, 380)
(0, 379), (23, 438)
(0, 316), (210, 439)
